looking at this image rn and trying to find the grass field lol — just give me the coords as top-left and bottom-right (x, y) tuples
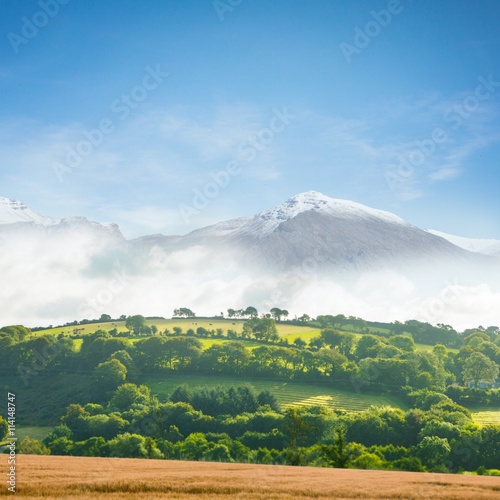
(470, 409), (500, 426)
(35, 318), (455, 354)
(14, 426), (53, 442)
(9, 455), (500, 499)
(34, 318), (321, 338)
(141, 374), (407, 413)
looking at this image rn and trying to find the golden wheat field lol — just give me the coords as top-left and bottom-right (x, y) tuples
(2, 455), (500, 499)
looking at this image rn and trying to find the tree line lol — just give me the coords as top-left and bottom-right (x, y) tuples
(5, 383), (500, 475)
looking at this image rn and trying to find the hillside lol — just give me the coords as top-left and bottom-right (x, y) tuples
(11, 455), (500, 499)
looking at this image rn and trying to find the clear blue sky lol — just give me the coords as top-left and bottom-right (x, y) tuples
(1, 0), (499, 238)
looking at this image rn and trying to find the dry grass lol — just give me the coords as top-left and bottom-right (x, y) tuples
(3, 455), (500, 499)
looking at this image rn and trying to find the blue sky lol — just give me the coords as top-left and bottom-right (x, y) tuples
(1, 0), (500, 239)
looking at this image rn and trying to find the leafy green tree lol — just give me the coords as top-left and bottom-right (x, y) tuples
(110, 350), (140, 380)
(270, 307), (284, 321)
(321, 428), (350, 468)
(244, 306), (258, 318)
(352, 452), (384, 469)
(293, 337), (307, 349)
(47, 437), (74, 456)
(170, 384), (192, 404)
(108, 433), (149, 458)
(0, 325), (31, 342)
(61, 404), (90, 441)
(125, 315), (148, 335)
(108, 383), (152, 411)
(391, 456), (426, 472)
(0, 416), (8, 441)
(18, 437), (50, 455)
(388, 335), (415, 352)
(179, 433), (209, 460)
(244, 317), (279, 342)
(462, 352), (499, 387)
(75, 436), (108, 457)
(416, 436), (451, 470)
(92, 359), (127, 394)
(43, 424), (73, 446)
(355, 335), (385, 359)
(173, 308), (195, 317)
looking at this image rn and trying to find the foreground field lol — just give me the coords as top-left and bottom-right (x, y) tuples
(6, 455), (500, 499)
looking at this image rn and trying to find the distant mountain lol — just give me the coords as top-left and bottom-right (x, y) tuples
(428, 229), (500, 257)
(2, 193), (495, 273)
(0, 197), (58, 226)
(0, 197), (124, 242)
(147, 191), (488, 274)
(1, 191), (499, 328)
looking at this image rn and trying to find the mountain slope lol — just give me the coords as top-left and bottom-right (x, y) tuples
(428, 229), (500, 257)
(0, 197), (124, 242)
(172, 191), (485, 273)
(0, 197), (58, 226)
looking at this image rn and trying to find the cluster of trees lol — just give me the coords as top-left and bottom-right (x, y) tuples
(173, 308), (196, 318)
(225, 307), (289, 321)
(2, 322), (500, 400)
(11, 383), (500, 475)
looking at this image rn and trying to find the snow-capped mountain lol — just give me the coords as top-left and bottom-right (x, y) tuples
(0, 197), (124, 241)
(187, 191), (407, 240)
(428, 229), (500, 257)
(1, 191), (499, 328)
(150, 191), (489, 274)
(0, 197), (59, 226)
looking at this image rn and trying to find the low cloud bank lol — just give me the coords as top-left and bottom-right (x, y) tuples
(1, 235), (499, 331)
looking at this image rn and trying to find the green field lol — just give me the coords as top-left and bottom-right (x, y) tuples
(35, 318), (452, 353)
(141, 374), (407, 413)
(469, 409), (500, 426)
(35, 318), (321, 339)
(15, 426), (53, 441)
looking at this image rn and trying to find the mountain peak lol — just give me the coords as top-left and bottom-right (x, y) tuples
(255, 191), (406, 235)
(0, 197), (59, 226)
